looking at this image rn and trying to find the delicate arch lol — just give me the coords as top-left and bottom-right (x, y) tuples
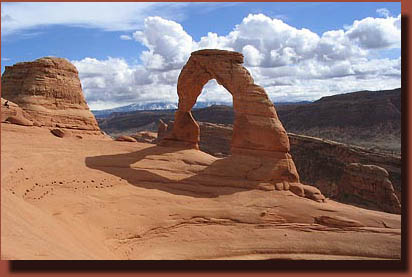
(161, 49), (291, 155)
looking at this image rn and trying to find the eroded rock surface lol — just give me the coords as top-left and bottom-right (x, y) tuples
(160, 121), (401, 214)
(2, 124), (400, 260)
(115, 135), (137, 142)
(160, 49), (290, 154)
(50, 128), (70, 138)
(131, 131), (157, 144)
(159, 49), (303, 196)
(1, 57), (100, 134)
(338, 163), (401, 214)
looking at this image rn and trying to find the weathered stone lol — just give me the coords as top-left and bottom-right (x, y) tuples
(5, 115), (33, 126)
(157, 119), (168, 141)
(289, 183), (305, 197)
(158, 49), (303, 196)
(1, 98), (33, 124)
(302, 184), (326, 202)
(131, 131), (157, 144)
(51, 128), (70, 138)
(161, 49), (290, 154)
(338, 163), (401, 214)
(314, 215), (364, 228)
(170, 121), (400, 213)
(274, 183), (284, 191)
(115, 135), (137, 142)
(1, 57), (100, 132)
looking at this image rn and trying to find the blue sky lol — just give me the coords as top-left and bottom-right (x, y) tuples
(1, 2), (402, 110)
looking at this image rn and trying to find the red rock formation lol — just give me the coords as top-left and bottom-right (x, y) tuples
(161, 49), (290, 155)
(159, 49), (308, 198)
(156, 119), (168, 141)
(131, 131), (157, 144)
(1, 98), (34, 124)
(158, 121), (400, 213)
(338, 163), (401, 214)
(1, 57), (100, 134)
(5, 115), (33, 126)
(115, 135), (137, 142)
(287, 133), (401, 205)
(50, 128), (70, 138)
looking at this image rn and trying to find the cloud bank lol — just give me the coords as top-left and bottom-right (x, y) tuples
(70, 13), (400, 109)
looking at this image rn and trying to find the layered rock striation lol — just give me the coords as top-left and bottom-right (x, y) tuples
(1, 57), (100, 133)
(338, 163), (401, 214)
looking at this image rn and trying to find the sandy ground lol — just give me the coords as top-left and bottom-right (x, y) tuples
(1, 124), (401, 260)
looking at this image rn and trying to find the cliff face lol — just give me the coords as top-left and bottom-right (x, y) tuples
(288, 133), (401, 202)
(277, 88), (401, 153)
(1, 57), (100, 132)
(338, 163), (401, 214)
(157, 122), (401, 214)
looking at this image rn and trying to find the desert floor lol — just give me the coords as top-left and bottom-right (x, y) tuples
(1, 124), (401, 260)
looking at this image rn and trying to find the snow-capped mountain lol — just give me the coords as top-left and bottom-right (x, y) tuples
(92, 101), (232, 118)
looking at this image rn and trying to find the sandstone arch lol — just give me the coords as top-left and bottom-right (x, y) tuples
(162, 49), (290, 154)
(160, 49), (302, 187)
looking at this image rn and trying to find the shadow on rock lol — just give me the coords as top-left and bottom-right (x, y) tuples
(85, 145), (254, 198)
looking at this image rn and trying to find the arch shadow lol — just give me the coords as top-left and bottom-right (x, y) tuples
(85, 145), (260, 198)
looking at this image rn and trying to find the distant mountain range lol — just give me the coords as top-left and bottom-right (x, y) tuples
(92, 101), (229, 118)
(91, 100), (312, 118)
(96, 88), (401, 153)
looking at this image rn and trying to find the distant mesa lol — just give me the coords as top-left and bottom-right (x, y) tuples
(159, 49), (322, 200)
(1, 57), (101, 135)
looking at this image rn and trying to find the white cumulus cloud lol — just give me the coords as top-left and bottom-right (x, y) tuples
(120, 35), (132, 41)
(345, 14), (401, 49)
(71, 13), (400, 109)
(376, 8), (390, 18)
(133, 16), (196, 71)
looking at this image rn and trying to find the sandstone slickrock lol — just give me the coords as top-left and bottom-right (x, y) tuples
(338, 163), (401, 214)
(302, 184), (326, 202)
(131, 131), (157, 144)
(50, 128), (70, 138)
(5, 115), (33, 126)
(115, 135), (137, 142)
(158, 49), (322, 200)
(1, 98), (34, 124)
(1, 113), (401, 260)
(1, 57), (100, 134)
(314, 215), (364, 228)
(160, 121), (401, 214)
